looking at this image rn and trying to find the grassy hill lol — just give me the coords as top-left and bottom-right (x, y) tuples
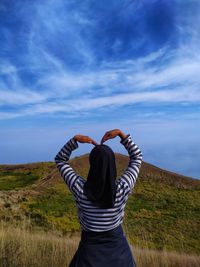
(0, 154), (199, 255)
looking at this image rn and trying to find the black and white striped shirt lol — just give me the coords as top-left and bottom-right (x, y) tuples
(55, 134), (143, 232)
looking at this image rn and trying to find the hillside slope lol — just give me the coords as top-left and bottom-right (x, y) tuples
(0, 154), (199, 254)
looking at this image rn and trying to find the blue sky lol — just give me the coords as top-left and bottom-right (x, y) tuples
(0, 0), (200, 179)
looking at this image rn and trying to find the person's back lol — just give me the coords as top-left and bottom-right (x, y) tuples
(55, 129), (143, 266)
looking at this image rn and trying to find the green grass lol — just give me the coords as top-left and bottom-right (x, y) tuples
(1, 223), (200, 267)
(0, 171), (39, 190)
(21, 178), (200, 254)
(0, 157), (200, 255)
(23, 182), (80, 233)
(124, 180), (200, 254)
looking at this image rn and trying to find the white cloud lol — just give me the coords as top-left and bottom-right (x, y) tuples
(0, 63), (17, 75)
(1, 45), (200, 112)
(0, 89), (47, 105)
(1, 0), (200, 120)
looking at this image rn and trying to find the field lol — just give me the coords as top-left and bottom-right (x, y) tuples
(0, 221), (200, 267)
(0, 153), (200, 266)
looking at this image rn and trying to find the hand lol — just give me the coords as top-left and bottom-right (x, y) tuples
(100, 129), (122, 144)
(73, 135), (98, 146)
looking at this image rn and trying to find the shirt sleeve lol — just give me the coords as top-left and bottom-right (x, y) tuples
(54, 137), (85, 197)
(118, 133), (143, 193)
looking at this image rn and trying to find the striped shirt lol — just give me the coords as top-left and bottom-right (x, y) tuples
(55, 134), (143, 232)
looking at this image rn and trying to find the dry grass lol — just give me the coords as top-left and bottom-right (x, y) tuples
(132, 246), (200, 267)
(0, 222), (78, 267)
(0, 221), (199, 267)
(1, 160), (200, 254)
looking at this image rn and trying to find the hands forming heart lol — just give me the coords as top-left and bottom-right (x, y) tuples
(73, 129), (127, 146)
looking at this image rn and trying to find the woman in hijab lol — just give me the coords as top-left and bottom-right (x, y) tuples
(55, 129), (143, 267)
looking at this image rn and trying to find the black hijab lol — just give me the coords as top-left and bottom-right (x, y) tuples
(83, 144), (117, 209)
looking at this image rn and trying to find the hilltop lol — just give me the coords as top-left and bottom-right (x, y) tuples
(0, 153), (199, 255)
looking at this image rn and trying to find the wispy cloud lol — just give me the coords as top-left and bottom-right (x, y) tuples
(1, 45), (200, 118)
(1, 0), (200, 119)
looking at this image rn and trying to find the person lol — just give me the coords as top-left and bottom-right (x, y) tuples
(54, 129), (143, 267)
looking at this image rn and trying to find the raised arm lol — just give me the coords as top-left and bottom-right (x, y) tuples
(101, 129), (143, 192)
(119, 133), (143, 192)
(54, 135), (98, 196)
(54, 137), (82, 195)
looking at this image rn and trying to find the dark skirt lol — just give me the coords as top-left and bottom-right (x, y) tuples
(68, 224), (137, 267)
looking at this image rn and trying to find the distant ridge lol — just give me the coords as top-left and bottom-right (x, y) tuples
(0, 152), (199, 189)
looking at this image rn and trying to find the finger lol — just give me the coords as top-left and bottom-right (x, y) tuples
(101, 132), (109, 143)
(102, 133), (110, 142)
(100, 136), (105, 144)
(100, 136), (106, 144)
(92, 140), (98, 146)
(93, 139), (99, 145)
(87, 138), (98, 146)
(89, 138), (97, 145)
